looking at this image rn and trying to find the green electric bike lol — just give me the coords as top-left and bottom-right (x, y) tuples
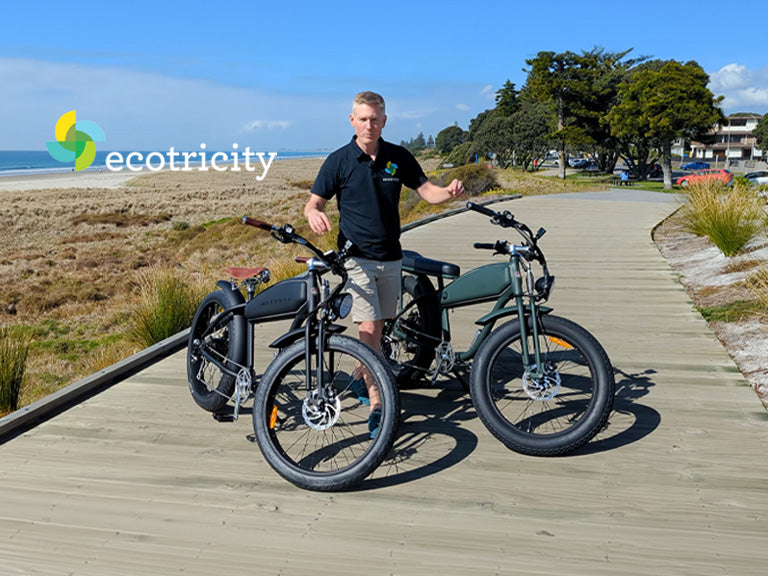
(381, 201), (615, 456)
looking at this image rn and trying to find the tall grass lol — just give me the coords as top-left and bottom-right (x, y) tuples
(681, 181), (767, 257)
(746, 268), (768, 316)
(125, 268), (208, 348)
(0, 325), (30, 413)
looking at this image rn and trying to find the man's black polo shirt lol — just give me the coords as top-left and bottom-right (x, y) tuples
(311, 137), (428, 261)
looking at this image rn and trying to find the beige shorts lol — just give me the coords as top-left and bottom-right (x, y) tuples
(344, 257), (403, 322)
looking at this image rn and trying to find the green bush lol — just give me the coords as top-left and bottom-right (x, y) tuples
(435, 163), (500, 196)
(682, 181), (767, 257)
(126, 268), (207, 347)
(0, 325), (29, 413)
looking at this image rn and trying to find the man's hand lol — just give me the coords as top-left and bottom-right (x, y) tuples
(304, 194), (331, 234)
(446, 178), (465, 199)
(307, 209), (332, 234)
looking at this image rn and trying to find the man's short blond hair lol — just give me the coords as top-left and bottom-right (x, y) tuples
(352, 91), (386, 114)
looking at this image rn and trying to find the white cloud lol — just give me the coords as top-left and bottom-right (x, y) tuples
(709, 63), (768, 113)
(0, 57), (341, 150)
(241, 120), (292, 132)
(0, 57), (498, 150)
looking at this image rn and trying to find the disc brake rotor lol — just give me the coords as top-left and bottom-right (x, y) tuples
(302, 390), (342, 430)
(522, 364), (561, 401)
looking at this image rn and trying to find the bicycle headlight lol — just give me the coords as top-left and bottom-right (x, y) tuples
(535, 275), (555, 301)
(332, 293), (353, 319)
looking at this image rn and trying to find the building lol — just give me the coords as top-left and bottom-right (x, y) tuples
(690, 113), (764, 164)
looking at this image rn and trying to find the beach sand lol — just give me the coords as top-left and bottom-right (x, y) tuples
(0, 169), (141, 191)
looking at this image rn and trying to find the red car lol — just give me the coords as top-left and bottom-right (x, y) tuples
(675, 168), (733, 187)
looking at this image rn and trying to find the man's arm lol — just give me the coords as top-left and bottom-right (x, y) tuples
(416, 178), (465, 204)
(304, 193), (332, 234)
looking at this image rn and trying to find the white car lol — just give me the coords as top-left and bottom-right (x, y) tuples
(745, 171), (768, 185)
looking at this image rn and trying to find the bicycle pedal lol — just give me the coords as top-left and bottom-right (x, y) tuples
(212, 411), (235, 423)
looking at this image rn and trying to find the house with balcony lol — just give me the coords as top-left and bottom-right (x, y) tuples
(689, 114), (765, 171)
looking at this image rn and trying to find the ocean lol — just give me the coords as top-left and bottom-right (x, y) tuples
(0, 149), (327, 177)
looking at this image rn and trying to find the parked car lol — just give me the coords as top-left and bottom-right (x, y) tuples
(744, 171), (768, 186)
(647, 163), (663, 178)
(569, 157), (589, 168)
(681, 161), (710, 170)
(675, 168), (732, 187)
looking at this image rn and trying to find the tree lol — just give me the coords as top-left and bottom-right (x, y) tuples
(523, 48), (643, 177)
(494, 80), (519, 117)
(510, 97), (555, 170)
(472, 112), (516, 167)
(754, 114), (768, 159)
(608, 60), (725, 189)
(435, 124), (466, 154)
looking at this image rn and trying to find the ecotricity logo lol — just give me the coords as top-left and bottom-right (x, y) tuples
(45, 111), (277, 180)
(46, 110), (105, 171)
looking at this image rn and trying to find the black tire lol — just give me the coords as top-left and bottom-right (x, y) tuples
(470, 314), (615, 456)
(252, 335), (400, 491)
(187, 290), (247, 412)
(381, 274), (440, 386)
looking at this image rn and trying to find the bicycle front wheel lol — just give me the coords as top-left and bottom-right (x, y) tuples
(252, 335), (400, 491)
(470, 314), (615, 456)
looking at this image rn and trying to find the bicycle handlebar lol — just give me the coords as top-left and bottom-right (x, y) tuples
(242, 216), (274, 232)
(243, 216), (347, 277)
(466, 201), (497, 218)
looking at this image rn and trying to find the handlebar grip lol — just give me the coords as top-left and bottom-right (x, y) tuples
(466, 201), (497, 217)
(242, 216), (274, 231)
(473, 242), (496, 250)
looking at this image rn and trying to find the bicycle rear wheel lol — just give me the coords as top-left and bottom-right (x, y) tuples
(187, 290), (246, 412)
(252, 335), (400, 491)
(470, 314), (615, 456)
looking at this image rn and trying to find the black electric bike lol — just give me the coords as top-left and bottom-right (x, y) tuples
(187, 217), (400, 491)
(382, 201), (615, 456)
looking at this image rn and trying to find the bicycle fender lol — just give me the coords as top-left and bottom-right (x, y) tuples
(474, 306), (552, 327)
(268, 324), (347, 349)
(216, 280), (246, 305)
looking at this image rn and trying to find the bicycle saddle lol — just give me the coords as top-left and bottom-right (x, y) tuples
(402, 250), (460, 279)
(224, 267), (269, 281)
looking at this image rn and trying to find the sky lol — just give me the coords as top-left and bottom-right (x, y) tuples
(1, 0), (767, 152)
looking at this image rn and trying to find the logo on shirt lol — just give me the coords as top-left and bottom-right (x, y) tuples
(385, 161), (398, 176)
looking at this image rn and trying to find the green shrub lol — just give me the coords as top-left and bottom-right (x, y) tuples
(435, 163), (500, 196)
(681, 181), (767, 257)
(126, 268), (207, 347)
(0, 325), (29, 413)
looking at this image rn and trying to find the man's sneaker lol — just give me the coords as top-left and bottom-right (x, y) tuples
(368, 408), (382, 439)
(348, 377), (370, 406)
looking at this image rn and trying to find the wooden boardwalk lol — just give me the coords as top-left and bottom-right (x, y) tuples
(2, 190), (767, 575)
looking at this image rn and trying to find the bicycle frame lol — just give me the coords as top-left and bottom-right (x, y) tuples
(392, 201), (555, 379)
(191, 220), (352, 418)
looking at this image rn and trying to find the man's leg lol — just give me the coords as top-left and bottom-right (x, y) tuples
(357, 320), (384, 408)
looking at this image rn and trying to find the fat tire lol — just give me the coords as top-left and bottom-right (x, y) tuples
(252, 335), (400, 491)
(470, 314), (614, 456)
(186, 290), (247, 412)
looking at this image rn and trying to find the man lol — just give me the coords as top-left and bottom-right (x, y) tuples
(304, 91), (464, 435)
